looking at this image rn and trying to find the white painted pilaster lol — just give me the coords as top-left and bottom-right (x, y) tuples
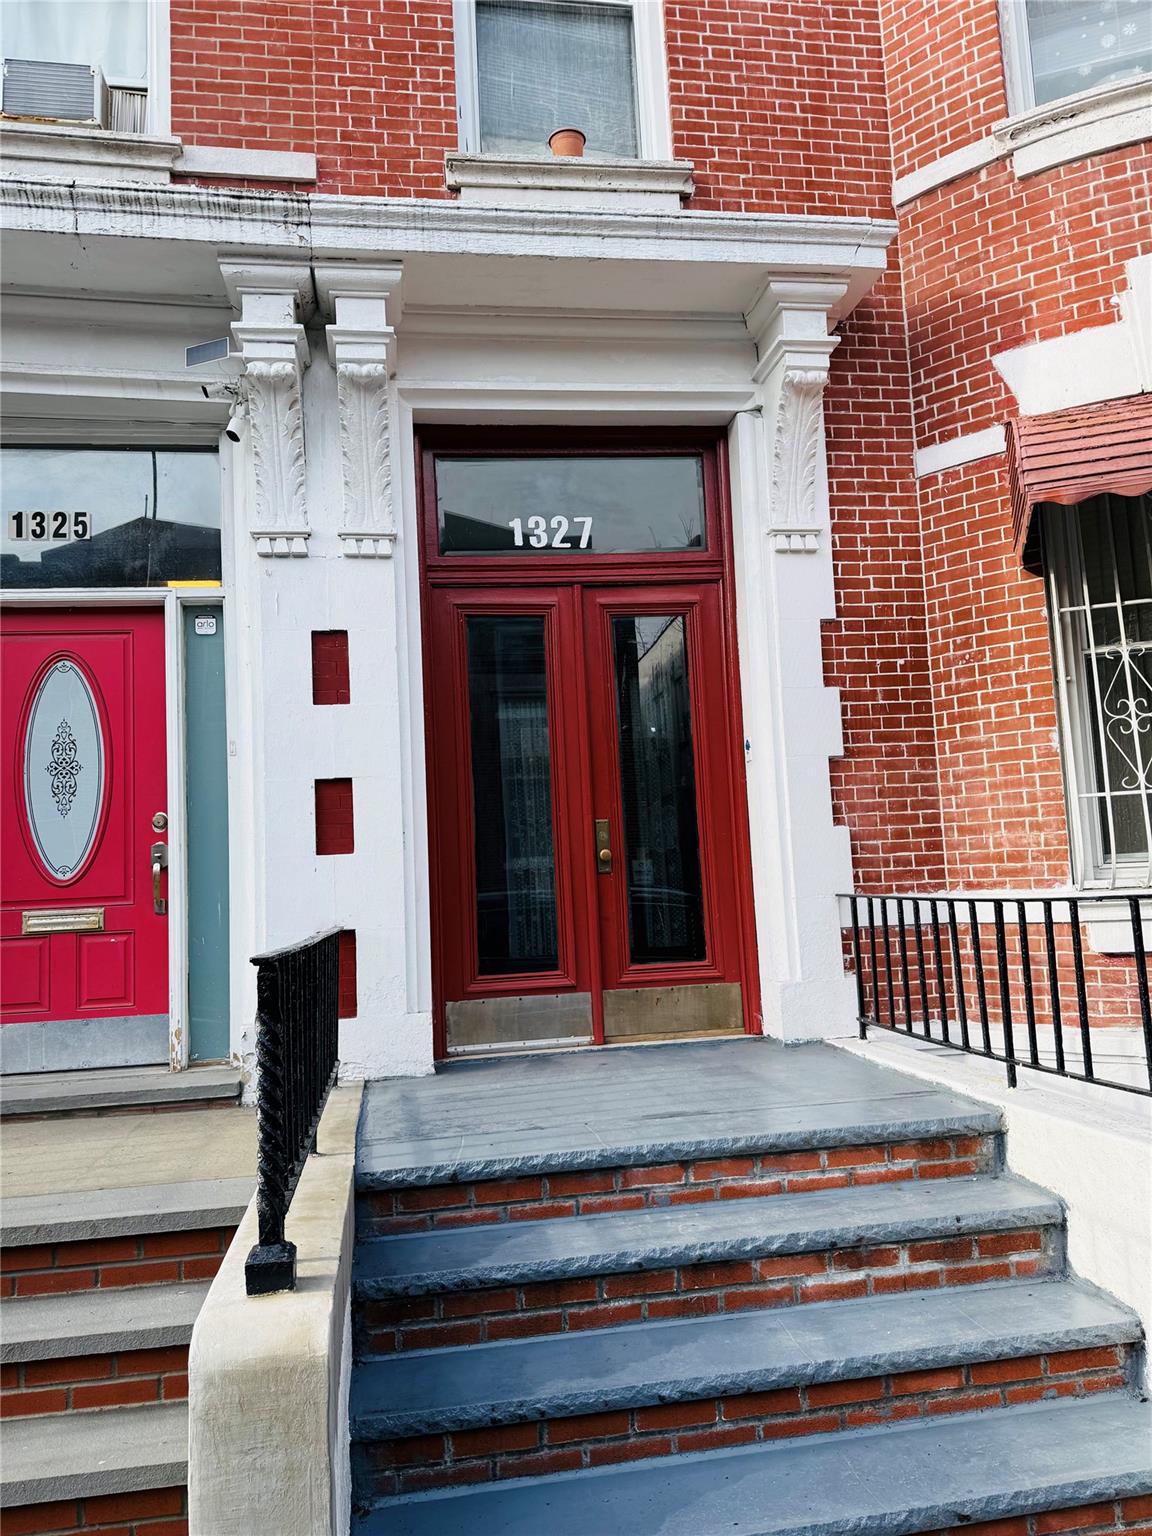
(733, 278), (857, 1041)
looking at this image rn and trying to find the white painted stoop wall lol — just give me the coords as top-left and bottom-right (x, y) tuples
(835, 1032), (1152, 1390)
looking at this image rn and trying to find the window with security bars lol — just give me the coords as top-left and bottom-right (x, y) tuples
(1045, 494), (1152, 886)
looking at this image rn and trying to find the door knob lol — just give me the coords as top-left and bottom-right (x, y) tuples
(594, 818), (612, 874)
(151, 841), (168, 916)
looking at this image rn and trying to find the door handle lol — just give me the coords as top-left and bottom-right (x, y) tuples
(594, 818), (612, 874)
(151, 841), (168, 916)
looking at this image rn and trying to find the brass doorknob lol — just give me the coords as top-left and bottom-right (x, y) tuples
(598, 848), (611, 864)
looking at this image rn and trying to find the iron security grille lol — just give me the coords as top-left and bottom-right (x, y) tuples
(1045, 494), (1152, 887)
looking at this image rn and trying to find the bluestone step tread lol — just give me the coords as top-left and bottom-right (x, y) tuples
(0, 1400), (188, 1507)
(1, 1281), (210, 1363)
(350, 1277), (1139, 1439)
(358, 1042), (1003, 1188)
(354, 1394), (1152, 1536)
(1, 1176), (253, 1246)
(0, 1064), (242, 1118)
(354, 1175), (1061, 1297)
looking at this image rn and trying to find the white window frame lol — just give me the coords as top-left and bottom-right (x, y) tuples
(1045, 499), (1152, 890)
(452, 0), (673, 161)
(146, 0), (172, 136)
(999, 0), (1152, 114)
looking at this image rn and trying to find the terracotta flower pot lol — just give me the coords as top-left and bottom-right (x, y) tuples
(548, 127), (587, 158)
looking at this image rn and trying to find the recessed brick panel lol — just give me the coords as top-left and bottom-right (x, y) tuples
(315, 779), (354, 856)
(312, 631), (351, 706)
(339, 930), (358, 1019)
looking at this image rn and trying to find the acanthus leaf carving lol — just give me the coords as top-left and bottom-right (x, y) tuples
(335, 360), (395, 557)
(242, 359), (309, 556)
(768, 367), (828, 552)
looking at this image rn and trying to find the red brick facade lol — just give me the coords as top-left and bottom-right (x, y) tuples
(166, 1), (1149, 904)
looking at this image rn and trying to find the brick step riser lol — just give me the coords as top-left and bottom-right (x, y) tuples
(1, 1345), (189, 1418)
(0, 1485), (187, 1536)
(356, 1225), (1059, 1355)
(0, 1227), (235, 1299)
(353, 1346), (1132, 1496)
(932, 1498), (1152, 1535)
(359, 1134), (998, 1237)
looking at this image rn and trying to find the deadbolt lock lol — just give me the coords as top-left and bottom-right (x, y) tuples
(152, 811), (168, 832)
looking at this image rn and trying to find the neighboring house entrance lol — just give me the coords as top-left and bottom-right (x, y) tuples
(0, 608), (170, 1071)
(420, 432), (757, 1055)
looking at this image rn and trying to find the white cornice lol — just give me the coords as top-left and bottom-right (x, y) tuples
(0, 178), (895, 287)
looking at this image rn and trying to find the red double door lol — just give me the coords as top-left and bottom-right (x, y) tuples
(428, 582), (754, 1053)
(1, 610), (169, 1071)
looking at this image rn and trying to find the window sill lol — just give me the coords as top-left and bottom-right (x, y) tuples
(992, 75), (1152, 178)
(0, 120), (181, 182)
(0, 121), (319, 186)
(445, 152), (694, 211)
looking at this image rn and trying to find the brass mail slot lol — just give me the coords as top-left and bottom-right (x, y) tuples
(22, 907), (105, 936)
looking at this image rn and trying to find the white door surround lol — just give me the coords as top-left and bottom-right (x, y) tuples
(0, 178), (897, 1073)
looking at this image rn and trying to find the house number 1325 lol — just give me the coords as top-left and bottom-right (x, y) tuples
(509, 515), (593, 549)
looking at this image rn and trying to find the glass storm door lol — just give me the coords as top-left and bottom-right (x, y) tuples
(428, 583), (747, 1052)
(0, 609), (169, 1071)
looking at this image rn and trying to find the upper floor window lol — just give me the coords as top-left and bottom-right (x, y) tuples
(453, 0), (672, 160)
(1045, 495), (1152, 887)
(1001, 0), (1152, 111)
(1, 0), (153, 132)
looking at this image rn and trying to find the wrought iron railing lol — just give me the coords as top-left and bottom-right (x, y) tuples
(245, 928), (342, 1296)
(843, 893), (1152, 1098)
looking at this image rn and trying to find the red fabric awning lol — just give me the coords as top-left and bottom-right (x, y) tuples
(1008, 394), (1152, 572)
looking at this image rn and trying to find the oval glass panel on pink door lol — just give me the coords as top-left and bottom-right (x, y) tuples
(23, 658), (107, 880)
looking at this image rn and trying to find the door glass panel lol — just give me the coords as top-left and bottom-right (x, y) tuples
(612, 615), (706, 964)
(23, 658), (106, 880)
(436, 456), (705, 555)
(467, 615), (559, 975)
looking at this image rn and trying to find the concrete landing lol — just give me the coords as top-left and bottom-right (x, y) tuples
(0, 1063), (242, 1118)
(357, 1037), (1003, 1186)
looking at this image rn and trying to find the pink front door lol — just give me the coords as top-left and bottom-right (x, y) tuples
(1, 609), (169, 1071)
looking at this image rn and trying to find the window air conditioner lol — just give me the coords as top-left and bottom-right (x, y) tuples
(1, 59), (110, 127)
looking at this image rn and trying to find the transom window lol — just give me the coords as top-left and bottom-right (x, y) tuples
(1000, 0), (1152, 111)
(1045, 494), (1152, 886)
(453, 0), (672, 159)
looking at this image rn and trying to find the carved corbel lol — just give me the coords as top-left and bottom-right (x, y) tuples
(334, 359), (396, 558)
(767, 367), (829, 553)
(242, 359), (310, 557)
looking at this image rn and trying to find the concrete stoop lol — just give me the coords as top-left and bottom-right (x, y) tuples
(0, 1068), (254, 1535)
(349, 1040), (1152, 1536)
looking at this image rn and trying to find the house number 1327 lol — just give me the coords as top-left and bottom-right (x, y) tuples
(509, 515), (593, 549)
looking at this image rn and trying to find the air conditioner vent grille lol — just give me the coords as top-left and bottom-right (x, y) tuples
(2, 58), (104, 123)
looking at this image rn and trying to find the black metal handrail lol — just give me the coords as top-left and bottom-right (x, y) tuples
(245, 927), (342, 1296)
(843, 893), (1152, 1098)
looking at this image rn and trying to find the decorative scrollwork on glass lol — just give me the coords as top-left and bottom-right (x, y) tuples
(45, 717), (82, 818)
